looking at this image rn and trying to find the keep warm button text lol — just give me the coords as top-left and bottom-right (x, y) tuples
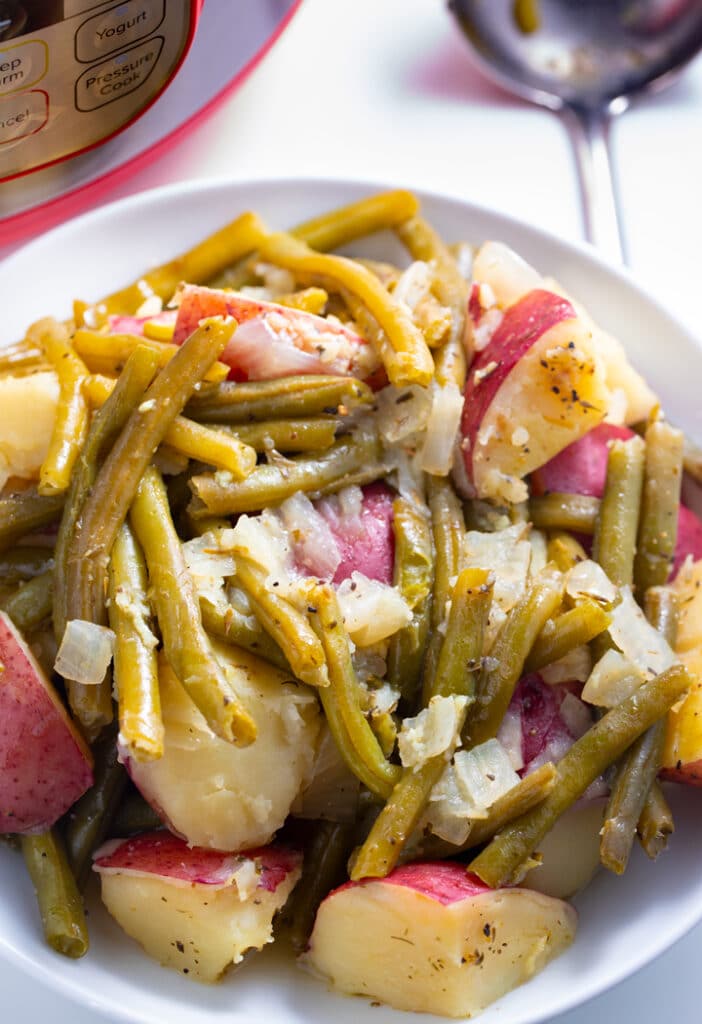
(75, 36), (163, 112)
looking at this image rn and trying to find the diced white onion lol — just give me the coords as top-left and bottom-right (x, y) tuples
(425, 765), (473, 845)
(225, 317), (324, 379)
(528, 529), (549, 576)
(376, 384), (432, 444)
(393, 261), (434, 309)
(609, 586), (677, 675)
(496, 705), (524, 772)
(420, 381), (464, 475)
(398, 695), (468, 770)
(472, 241), (543, 309)
(54, 620), (115, 685)
(566, 559), (618, 604)
(278, 492), (341, 579)
(336, 571), (412, 647)
(223, 512), (292, 580)
(540, 645), (592, 685)
(463, 523), (532, 613)
(559, 691), (593, 739)
(453, 739), (521, 814)
(582, 648), (647, 707)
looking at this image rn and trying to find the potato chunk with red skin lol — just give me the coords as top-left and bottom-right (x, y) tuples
(94, 831), (301, 982)
(313, 483), (395, 586)
(303, 861), (576, 1018)
(0, 611), (93, 834)
(460, 289), (608, 504)
(173, 286), (375, 381)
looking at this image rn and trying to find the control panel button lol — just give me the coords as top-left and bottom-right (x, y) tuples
(0, 89), (48, 146)
(0, 40), (48, 96)
(74, 35), (163, 111)
(75, 0), (165, 63)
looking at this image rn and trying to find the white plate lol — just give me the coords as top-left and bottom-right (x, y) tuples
(1, 177), (702, 1024)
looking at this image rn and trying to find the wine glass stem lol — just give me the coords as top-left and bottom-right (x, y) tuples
(562, 104), (627, 265)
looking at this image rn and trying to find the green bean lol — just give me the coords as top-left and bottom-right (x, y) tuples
(275, 287), (329, 314)
(256, 232), (434, 387)
(0, 546), (54, 583)
(54, 345), (160, 645)
(0, 488), (64, 555)
(73, 330), (229, 382)
(469, 664), (693, 888)
(420, 478), (467, 705)
(20, 830), (88, 958)
(293, 190), (420, 252)
(27, 318), (89, 496)
(288, 820), (356, 954)
(130, 467), (256, 746)
(413, 762), (558, 860)
(525, 600), (611, 673)
(465, 572), (564, 748)
(351, 570), (491, 879)
(63, 729), (128, 888)
(96, 211), (268, 315)
(108, 523), (163, 762)
(0, 342), (47, 376)
(231, 553), (328, 687)
(546, 531), (587, 572)
(64, 317), (234, 735)
(108, 792), (164, 837)
(188, 422), (384, 517)
(186, 375), (372, 424)
(637, 780), (674, 860)
(634, 420), (684, 594)
(592, 437), (645, 588)
(529, 493), (599, 534)
(0, 572), (53, 632)
(226, 417), (338, 453)
(199, 595), (290, 671)
(309, 583), (402, 799)
(634, 586), (679, 861)
(387, 495), (434, 702)
(396, 214), (470, 376)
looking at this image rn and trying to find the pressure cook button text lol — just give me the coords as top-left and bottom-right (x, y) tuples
(74, 36), (163, 111)
(75, 0), (165, 63)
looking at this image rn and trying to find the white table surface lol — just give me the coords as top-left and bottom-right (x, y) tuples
(2, 0), (701, 1020)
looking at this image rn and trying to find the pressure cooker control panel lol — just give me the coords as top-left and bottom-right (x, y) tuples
(0, 1), (194, 182)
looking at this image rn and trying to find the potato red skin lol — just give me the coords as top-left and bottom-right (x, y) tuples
(335, 861), (491, 903)
(460, 289), (577, 485)
(0, 612), (93, 834)
(94, 831), (300, 891)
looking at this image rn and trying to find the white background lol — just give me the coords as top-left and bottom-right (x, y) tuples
(2, 0), (702, 1020)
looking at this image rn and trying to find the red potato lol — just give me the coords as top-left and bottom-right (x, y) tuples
(314, 483), (395, 586)
(460, 289), (608, 504)
(532, 422), (702, 577)
(108, 311), (177, 336)
(94, 831), (301, 982)
(173, 285), (376, 381)
(303, 861), (576, 1018)
(0, 611), (93, 833)
(513, 674), (593, 773)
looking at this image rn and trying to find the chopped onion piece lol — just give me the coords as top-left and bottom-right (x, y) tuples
(463, 523), (532, 613)
(540, 645), (592, 686)
(496, 705), (524, 772)
(582, 648), (647, 707)
(472, 241), (543, 309)
(528, 529), (549, 576)
(398, 695), (468, 770)
(420, 381), (464, 475)
(559, 691), (593, 739)
(566, 560), (618, 604)
(278, 492), (341, 579)
(376, 384), (431, 444)
(54, 620), (115, 685)
(223, 512), (292, 580)
(453, 739), (521, 814)
(336, 571), (412, 647)
(609, 585), (677, 675)
(425, 766), (473, 845)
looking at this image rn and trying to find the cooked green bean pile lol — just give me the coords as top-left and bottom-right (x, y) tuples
(1, 189), (698, 1012)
